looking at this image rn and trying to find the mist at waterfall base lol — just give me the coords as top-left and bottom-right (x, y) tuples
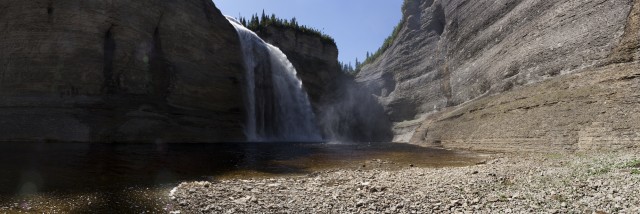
(226, 16), (393, 143)
(315, 76), (394, 142)
(227, 16), (322, 142)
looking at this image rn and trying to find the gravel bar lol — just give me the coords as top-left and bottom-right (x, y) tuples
(170, 150), (640, 213)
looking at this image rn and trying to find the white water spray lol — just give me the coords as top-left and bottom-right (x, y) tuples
(226, 16), (322, 142)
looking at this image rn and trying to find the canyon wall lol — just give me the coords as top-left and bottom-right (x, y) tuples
(255, 26), (343, 109)
(256, 26), (393, 141)
(357, 0), (640, 150)
(0, 0), (247, 142)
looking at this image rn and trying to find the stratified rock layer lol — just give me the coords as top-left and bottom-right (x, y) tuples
(0, 0), (246, 142)
(411, 63), (640, 152)
(357, 0), (640, 150)
(255, 26), (342, 109)
(256, 26), (393, 141)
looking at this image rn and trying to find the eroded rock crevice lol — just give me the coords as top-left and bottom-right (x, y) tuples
(47, 0), (53, 15)
(149, 26), (171, 100)
(102, 26), (116, 94)
(608, 0), (640, 63)
(426, 2), (446, 35)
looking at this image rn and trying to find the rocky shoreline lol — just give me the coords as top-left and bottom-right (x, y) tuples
(170, 150), (640, 213)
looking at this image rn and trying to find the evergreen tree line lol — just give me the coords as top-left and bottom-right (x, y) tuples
(339, 61), (356, 75)
(236, 11), (335, 45)
(236, 0), (416, 76)
(339, 55), (368, 75)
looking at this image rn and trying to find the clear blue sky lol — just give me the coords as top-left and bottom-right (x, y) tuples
(212, 0), (403, 65)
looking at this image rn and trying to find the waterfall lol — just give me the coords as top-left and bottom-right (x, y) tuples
(226, 16), (322, 142)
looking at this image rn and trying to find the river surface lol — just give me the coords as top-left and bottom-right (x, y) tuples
(0, 142), (487, 212)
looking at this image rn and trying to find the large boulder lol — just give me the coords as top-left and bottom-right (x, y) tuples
(0, 0), (247, 142)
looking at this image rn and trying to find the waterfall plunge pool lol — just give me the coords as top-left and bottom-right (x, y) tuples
(0, 142), (489, 212)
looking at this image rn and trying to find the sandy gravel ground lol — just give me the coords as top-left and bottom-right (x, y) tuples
(170, 150), (640, 214)
(0, 187), (172, 213)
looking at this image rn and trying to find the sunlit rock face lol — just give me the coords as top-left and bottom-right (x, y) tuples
(0, 0), (246, 142)
(357, 0), (640, 148)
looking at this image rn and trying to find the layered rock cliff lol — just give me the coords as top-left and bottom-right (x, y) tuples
(357, 0), (640, 150)
(254, 25), (342, 110)
(255, 25), (393, 141)
(0, 0), (246, 142)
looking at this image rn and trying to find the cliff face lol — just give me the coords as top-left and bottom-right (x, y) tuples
(357, 0), (640, 150)
(412, 63), (640, 152)
(256, 26), (393, 141)
(0, 0), (246, 142)
(255, 26), (342, 109)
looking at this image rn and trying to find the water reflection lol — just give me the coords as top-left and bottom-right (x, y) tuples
(0, 142), (483, 195)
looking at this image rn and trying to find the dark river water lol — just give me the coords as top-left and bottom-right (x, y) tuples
(0, 142), (486, 195)
(0, 142), (486, 212)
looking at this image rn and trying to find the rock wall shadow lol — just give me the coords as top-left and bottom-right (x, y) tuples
(0, 142), (321, 196)
(317, 74), (394, 142)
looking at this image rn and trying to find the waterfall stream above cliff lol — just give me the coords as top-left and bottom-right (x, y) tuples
(226, 16), (322, 142)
